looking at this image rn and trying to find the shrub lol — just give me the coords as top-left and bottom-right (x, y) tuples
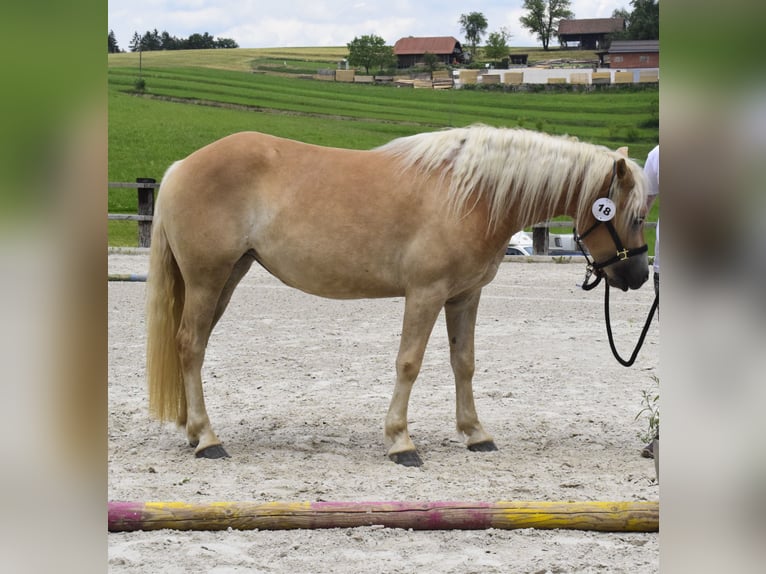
(635, 375), (659, 443)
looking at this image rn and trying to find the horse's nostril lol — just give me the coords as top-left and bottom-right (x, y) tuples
(631, 272), (649, 290)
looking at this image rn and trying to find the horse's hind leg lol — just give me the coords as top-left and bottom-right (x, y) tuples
(176, 269), (235, 459)
(385, 293), (444, 467)
(210, 253), (255, 331)
(175, 254), (254, 459)
(445, 289), (497, 452)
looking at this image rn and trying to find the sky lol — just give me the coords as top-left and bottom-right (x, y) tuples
(108, 1), (629, 52)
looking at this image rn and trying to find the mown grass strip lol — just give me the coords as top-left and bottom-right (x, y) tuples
(109, 67), (656, 143)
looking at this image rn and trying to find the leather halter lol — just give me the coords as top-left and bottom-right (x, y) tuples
(573, 161), (657, 367)
(574, 162), (648, 291)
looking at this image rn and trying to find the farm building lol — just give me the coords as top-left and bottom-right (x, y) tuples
(393, 36), (465, 68)
(557, 18), (625, 50)
(598, 40), (659, 69)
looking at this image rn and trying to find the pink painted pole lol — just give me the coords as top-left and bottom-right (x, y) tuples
(108, 500), (658, 532)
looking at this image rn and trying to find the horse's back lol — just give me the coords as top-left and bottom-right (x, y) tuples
(158, 131), (506, 299)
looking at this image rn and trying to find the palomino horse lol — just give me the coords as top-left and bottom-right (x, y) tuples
(146, 125), (650, 466)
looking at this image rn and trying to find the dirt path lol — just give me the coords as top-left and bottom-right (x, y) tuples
(108, 251), (659, 573)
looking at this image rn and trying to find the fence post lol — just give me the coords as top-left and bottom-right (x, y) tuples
(532, 225), (549, 255)
(136, 178), (156, 247)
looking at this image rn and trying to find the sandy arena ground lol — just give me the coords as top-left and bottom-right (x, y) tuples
(108, 250), (659, 573)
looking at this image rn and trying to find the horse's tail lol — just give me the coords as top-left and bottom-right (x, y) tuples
(145, 163), (187, 426)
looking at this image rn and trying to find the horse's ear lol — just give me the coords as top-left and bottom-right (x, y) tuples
(616, 157), (627, 178)
(616, 146), (629, 157)
(615, 157), (635, 189)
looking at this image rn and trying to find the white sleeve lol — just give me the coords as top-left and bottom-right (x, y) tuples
(644, 145), (659, 199)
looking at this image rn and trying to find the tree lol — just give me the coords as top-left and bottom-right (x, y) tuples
(108, 30), (120, 53)
(519, 0), (574, 51)
(347, 34), (394, 74)
(160, 31), (179, 50)
(612, 0), (659, 40)
(422, 52), (438, 72)
(139, 29), (162, 51)
(215, 37), (239, 49)
(129, 31), (142, 52)
(459, 12), (488, 59)
(185, 32), (216, 49)
(484, 28), (512, 64)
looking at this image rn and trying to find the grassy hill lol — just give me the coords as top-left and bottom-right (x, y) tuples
(108, 46), (602, 73)
(108, 47), (658, 246)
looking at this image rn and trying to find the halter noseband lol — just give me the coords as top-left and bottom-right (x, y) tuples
(574, 161), (648, 291)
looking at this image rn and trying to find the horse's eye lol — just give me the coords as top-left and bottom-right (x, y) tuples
(633, 216), (645, 226)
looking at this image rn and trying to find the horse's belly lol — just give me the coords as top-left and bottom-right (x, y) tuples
(254, 245), (406, 300)
(272, 268), (405, 300)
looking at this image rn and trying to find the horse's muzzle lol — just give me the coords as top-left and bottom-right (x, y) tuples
(606, 256), (650, 291)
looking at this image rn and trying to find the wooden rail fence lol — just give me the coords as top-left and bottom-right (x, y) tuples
(108, 179), (655, 252)
(108, 179), (159, 247)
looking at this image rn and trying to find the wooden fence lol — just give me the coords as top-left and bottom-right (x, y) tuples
(108, 179), (159, 247)
(108, 180), (655, 252)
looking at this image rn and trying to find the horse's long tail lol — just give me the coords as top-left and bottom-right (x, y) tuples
(145, 165), (187, 426)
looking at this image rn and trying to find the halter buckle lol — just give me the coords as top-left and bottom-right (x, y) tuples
(617, 248), (629, 261)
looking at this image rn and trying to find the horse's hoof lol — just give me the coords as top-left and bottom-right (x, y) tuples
(195, 444), (230, 459)
(389, 451), (423, 467)
(468, 440), (498, 452)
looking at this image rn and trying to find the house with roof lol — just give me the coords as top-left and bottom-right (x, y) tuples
(393, 36), (465, 68)
(557, 18), (625, 50)
(598, 40), (659, 68)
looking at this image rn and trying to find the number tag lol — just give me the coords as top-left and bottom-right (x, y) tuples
(592, 198), (616, 222)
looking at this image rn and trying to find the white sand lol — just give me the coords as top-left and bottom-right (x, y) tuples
(109, 251), (659, 573)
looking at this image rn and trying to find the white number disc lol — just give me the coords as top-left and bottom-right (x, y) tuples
(592, 198), (616, 222)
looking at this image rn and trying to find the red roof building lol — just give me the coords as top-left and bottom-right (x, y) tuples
(558, 18), (625, 50)
(599, 40), (659, 69)
(393, 36), (465, 68)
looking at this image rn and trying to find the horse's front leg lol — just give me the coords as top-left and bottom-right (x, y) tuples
(445, 289), (497, 452)
(385, 293), (444, 467)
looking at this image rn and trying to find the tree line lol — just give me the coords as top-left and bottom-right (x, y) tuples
(108, 29), (238, 53)
(109, 1), (657, 58)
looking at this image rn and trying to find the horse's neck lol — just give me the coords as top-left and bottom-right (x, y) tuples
(515, 182), (579, 232)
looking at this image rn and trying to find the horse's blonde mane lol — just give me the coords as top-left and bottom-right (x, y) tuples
(377, 125), (647, 232)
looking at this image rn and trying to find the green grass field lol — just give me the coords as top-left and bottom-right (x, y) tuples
(108, 47), (658, 247)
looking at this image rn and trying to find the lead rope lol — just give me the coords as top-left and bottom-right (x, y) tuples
(604, 282), (658, 367)
(575, 159), (656, 366)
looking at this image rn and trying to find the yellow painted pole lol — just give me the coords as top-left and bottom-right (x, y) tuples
(109, 500), (658, 532)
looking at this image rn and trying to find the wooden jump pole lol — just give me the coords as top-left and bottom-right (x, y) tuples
(108, 273), (147, 282)
(109, 500), (658, 533)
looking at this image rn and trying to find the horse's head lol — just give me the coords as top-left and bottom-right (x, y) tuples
(575, 150), (650, 292)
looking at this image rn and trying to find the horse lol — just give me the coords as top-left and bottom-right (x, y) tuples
(145, 125), (650, 466)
